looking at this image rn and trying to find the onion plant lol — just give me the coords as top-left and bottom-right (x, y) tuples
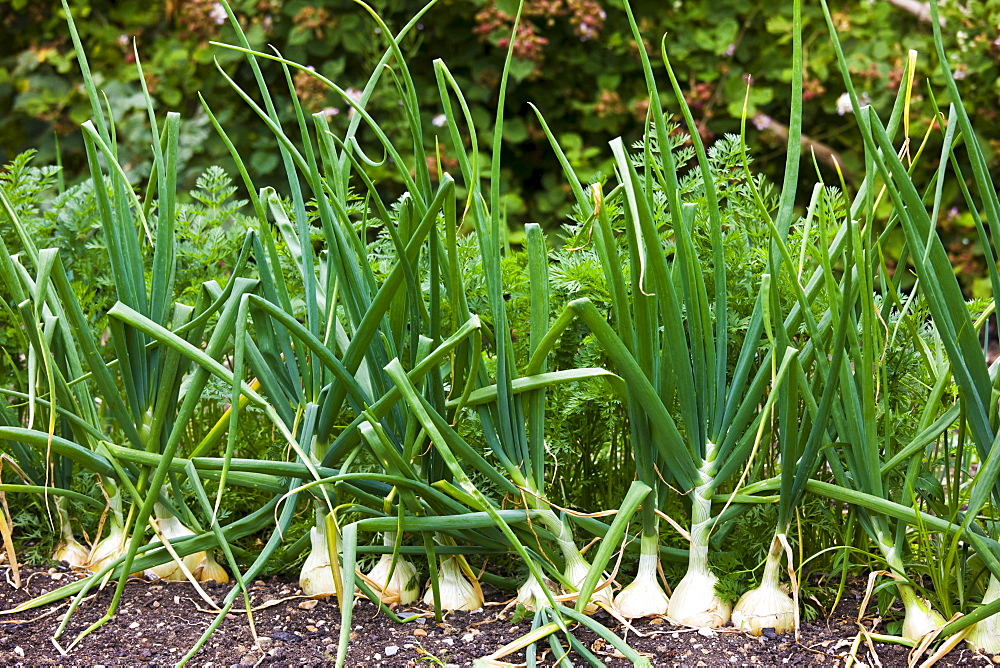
(815, 0), (1000, 647)
(729, 33), (932, 637)
(526, 0), (816, 626)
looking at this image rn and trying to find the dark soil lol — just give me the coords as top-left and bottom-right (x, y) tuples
(0, 565), (994, 667)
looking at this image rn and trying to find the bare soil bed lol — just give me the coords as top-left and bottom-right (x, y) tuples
(0, 565), (994, 667)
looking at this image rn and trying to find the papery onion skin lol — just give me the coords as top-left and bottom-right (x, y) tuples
(53, 538), (90, 569)
(732, 585), (795, 635)
(422, 556), (483, 611)
(615, 552), (669, 619)
(667, 568), (732, 628)
(366, 554), (419, 605)
(516, 572), (556, 611)
(967, 574), (1000, 653)
(299, 526), (337, 597)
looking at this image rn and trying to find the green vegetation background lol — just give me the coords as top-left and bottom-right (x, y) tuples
(3, 0), (1000, 289)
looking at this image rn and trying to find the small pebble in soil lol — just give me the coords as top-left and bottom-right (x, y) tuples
(385, 646), (399, 656)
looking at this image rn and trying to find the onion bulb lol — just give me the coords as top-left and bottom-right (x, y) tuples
(667, 566), (732, 628)
(967, 574), (1000, 653)
(145, 506), (200, 581)
(615, 552), (669, 619)
(52, 496), (90, 568)
(732, 583), (795, 635)
(192, 551), (229, 584)
(422, 556), (483, 611)
(668, 477), (731, 628)
(516, 571), (556, 611)
(52, 498), (88, 569)
(87, 520), (127, 573)
(732, 537), (795, 635)
(562, 546), (614, 613)
(364, 534), (418, 606)
(87, 479), (128, 573)
(53, 535), (89, 569)
(899, 587), (944, 641)
(299, 524), (338, 597)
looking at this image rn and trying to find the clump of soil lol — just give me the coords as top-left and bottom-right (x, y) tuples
(0, 565), (993, 667)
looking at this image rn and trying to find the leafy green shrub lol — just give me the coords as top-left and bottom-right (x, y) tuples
(3, 0), (999, 239)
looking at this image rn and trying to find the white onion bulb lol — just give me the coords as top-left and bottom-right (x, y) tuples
(732, 583), (794, 635)
(299, 525), (338, 596)
(516, 572), (556, 611)
(53, 536), (89, 569)
(422, 556), (483, 611)
(563, 549), (614, 613)
(366, 553), (419, 605)
(967, 574), (1000, 653)
(667, 567), (732, 628)
(732, 541), (795, 636)
(145, 510), (200, 581)
(615, 552), (669, 619)
(900, 590), (944, 641)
